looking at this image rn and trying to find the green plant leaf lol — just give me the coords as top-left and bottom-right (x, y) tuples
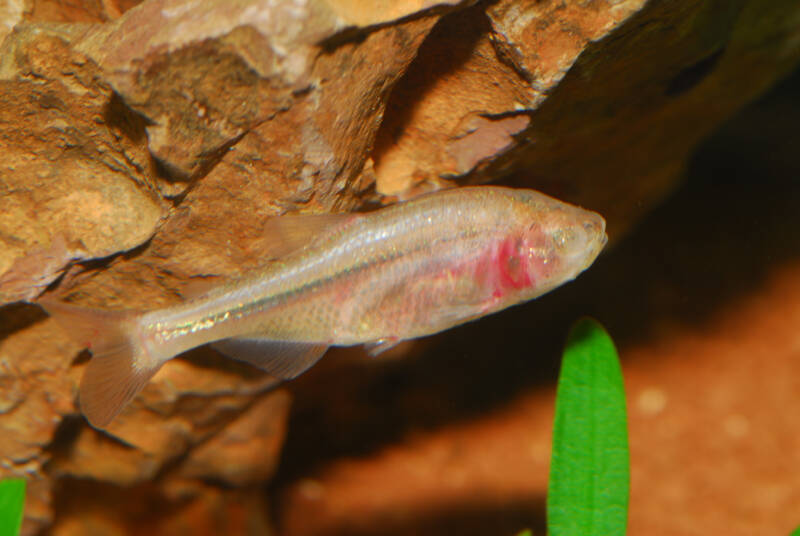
(790, 526), (800, 536)
(0, 479), (25, 536)
(547, 318), (629, 536)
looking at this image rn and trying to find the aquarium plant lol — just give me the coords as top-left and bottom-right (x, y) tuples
(0, 478), (25, 536)
(547, 318), (629, 536)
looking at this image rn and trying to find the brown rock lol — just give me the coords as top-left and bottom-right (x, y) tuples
(0, 0), (27, 44)
(75, 0), (449, 182)
(372, 0), (800, 240)
(0, 307), (80, 535)
(51, 478), (274, 536)
(180, 389), (291, 486)
(24, 0), (141, 23)
(0, 22), (165, 305)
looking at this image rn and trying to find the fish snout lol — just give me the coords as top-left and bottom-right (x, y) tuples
(575, 210), (607, 268)
(581, 211), (606, 242)
(550, 209), (607, 272)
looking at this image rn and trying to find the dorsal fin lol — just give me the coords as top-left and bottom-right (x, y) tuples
(180, 276), (226, 299)
(212, 337), (329, 379)
(258, 213), (355, 258)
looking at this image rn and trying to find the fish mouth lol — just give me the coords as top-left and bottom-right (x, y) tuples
(566, 210), (607, 274)
(582, 216), (607, 270)
(582, 211), (606, 240)
(590, 231), (609, 265)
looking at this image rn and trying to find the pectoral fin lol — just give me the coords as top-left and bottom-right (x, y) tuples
(212, 337), (329, 379)
(364, 338), (401, 357)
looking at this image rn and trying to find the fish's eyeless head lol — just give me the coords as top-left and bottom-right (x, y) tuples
(560, 209), (605, 251)
(517, 206), (607, 285)
(483, 196), (607, 303)
(546, 208), (607, 273)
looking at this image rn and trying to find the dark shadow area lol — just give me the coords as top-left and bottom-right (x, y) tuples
(177, 345), (271, 378)
(103, 91), (154, 145)
(50, 477), (192, 532)
(0, 302), (47, 342)
(665, 47), (725, 97)
(305, 496), (546, 536)
(271, 67), (800, 531)
(45, 415), (88, 462)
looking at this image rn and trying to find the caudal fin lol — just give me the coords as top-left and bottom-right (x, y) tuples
(38, 298), (163, 429)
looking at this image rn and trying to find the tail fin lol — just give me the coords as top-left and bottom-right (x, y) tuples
(38, 298), (163, 429)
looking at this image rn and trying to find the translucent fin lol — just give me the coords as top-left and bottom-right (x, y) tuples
(79, 342), (163, 429)
(212, 337), (328, 379)
(180, 276), (225, 299)
(437, 305), (484, 328)
(37, 297), (160, 429)
(259, 213), (355, 258)
(364, 338), (401, 357)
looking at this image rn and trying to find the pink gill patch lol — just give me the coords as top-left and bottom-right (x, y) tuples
(451, 236), (538, 304)
(494, 237), (533, 293)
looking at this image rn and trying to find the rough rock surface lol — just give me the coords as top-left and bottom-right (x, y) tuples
(0, 0), (798, 534)
(373, 0), (800, 238)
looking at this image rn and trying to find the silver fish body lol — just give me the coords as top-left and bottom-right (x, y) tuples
(41, 186), (607, 428)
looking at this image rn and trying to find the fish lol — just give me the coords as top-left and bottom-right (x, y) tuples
(39, 186), (607, 429)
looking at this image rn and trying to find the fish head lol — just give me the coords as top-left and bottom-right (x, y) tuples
(502, 192), (607, 299)
(535, 204), (606, 275)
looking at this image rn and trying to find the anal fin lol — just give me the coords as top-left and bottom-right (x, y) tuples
(212, 337), (329, 379)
